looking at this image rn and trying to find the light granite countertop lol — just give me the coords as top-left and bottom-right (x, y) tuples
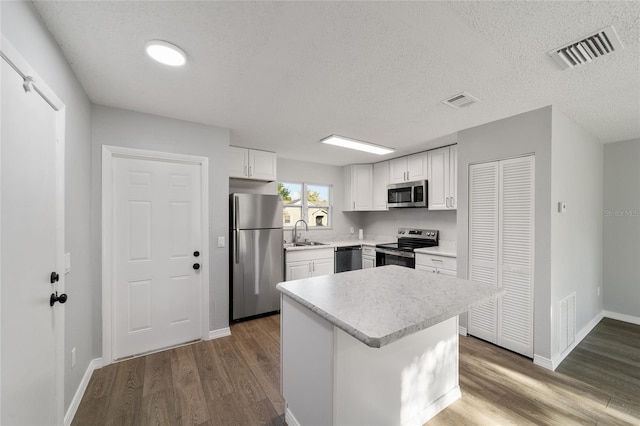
(414, 245), (457, 258)
(276, 265), (502, 348)
(284, 239), (392, 251)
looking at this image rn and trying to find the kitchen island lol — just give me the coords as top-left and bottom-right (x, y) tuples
(276, 265), (502, 426)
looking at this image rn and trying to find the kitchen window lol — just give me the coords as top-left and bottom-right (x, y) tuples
(278, 182), (332, 228)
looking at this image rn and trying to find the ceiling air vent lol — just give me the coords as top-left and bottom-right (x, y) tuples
(441, 92), (480, 110)
(549, 25), (624, 70)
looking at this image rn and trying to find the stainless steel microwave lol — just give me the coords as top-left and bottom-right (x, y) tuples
(387, 180), (428, 208)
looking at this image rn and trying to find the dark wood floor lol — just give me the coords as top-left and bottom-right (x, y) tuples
(73, 316), (639, 426)
(430, 317), (640, 425)
(72, 315), (284, 426)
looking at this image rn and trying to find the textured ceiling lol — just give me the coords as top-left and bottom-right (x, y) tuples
(33, 1), (640, 166)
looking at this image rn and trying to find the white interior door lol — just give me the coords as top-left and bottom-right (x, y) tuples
(1, 47), (64, 424)
(112, 156), (203, 359)
(468, 161), (499, 343)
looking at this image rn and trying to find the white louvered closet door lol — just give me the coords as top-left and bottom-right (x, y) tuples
(468, 161), (500, 343)
(498, 156), (534, 357)
(468, 155), (534, 358)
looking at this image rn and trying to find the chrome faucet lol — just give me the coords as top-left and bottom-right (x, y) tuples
(293, 219), (308, 244)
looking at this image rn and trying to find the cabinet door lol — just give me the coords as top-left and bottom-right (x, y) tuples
(362, 256), (375, 269)
(389, 157), (408, 183)
(373, 161), (389, 210)
(427, 147), (449, 210)
(312, 258), (335, 277)
(249, 150), (277, 181)
(438, 269), (457, 277)
(286, 261), (311, 281)
(407, 152), (427, 181)
(353, 164), (373, 210)
(416, 265), (436, 273)
(449, 145), (457, 209)
(229, 146), (249, 178)
(344, 164), (373, 211)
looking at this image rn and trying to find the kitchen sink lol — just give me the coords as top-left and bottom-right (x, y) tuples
(294, 241), (328, 247)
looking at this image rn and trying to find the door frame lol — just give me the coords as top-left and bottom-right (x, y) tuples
(101, 145), (209, 365)
(1, 35), (66, 424)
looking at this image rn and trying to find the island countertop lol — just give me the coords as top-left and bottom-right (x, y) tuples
(276, 265), (502, 348)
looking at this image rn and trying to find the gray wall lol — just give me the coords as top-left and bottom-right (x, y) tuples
(457, 106), (553, 359)
(603, 138), (640, 320)
(550, 108), (603, 355)
(359, 210), (457, 242)
(91, 105), (231, 334)
(1, 0), (93, 412)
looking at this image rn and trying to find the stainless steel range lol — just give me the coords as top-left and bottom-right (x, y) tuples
(375, 228), (439, 268)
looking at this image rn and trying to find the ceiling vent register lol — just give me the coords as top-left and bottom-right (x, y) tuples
(549, 25), (623, 70)
(441, 91), (480, 110)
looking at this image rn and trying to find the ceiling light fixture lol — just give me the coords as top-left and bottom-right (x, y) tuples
(320, 135), (395, 155)
(145, 40), (186, 66)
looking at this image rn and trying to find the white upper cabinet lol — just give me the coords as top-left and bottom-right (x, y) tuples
(427, 144), (457, 210)
(229, 146), (277, 181)
(343, 164), (373, 211)
(372, 161), (389, 211)
(389, 152), (427, 184)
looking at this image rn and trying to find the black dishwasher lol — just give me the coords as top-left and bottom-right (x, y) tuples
(335, 246), (363, 273)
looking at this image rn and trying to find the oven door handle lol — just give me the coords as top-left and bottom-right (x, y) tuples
(375, 248), (415, 259)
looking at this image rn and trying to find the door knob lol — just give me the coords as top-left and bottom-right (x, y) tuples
(193, 263), (200, 270)
(193, 251), (200, 257)
(50, 291), (68, 307)
(50, 272), (59, 284)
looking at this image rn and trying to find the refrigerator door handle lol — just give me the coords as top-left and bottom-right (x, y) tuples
(234, 230), (239, 264)
(234, 195), (239, 229)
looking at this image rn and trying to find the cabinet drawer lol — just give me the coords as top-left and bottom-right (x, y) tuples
(415, 254), (456, 271)
(286, 248), (334, 263)
(362, 245), (376, 257)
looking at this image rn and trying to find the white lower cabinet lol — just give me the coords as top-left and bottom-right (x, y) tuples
(286, 248), (335, 280)
(415, 253), (457, 276)
(362, 245), (376, 269)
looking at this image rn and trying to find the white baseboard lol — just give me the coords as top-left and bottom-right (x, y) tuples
(534, 311), (604, 371)
(64, 357), (103, 426)
(458, 326), (467, 336)
(284, 387), (460, 426)
(409, 385), (461, 426)
(533, 354), (554, 370)
(285, 405), (302, 426)
(604, 310), (640, 326)
(208, 327), (231, 340)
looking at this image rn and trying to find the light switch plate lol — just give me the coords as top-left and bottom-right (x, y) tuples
(64, 252), (71, 274)
(558, 202), (567, 213)
(218, 236), (225, 247)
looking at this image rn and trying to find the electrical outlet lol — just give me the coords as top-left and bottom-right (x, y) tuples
(64, 252), (71, 274)
(71, 347), (76, 368)
(217, 236), (225, 248)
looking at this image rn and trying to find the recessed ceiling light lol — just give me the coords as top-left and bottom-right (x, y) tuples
(145, 40), (186, 66)
(320, 135), (395, 155)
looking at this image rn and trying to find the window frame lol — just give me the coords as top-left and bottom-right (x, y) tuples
(279, 181), (333, 230)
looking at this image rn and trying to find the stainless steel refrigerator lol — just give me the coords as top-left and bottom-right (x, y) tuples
(230, 193), (284, 322)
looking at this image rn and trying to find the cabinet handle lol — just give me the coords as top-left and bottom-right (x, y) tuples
(248, 165), (252, 176)
(309, 263), (312, 273)
(312, 262), (315, 272)
(450, 196), (454, 207)
(353, 201), (355, 210)
(244, 165), (248, 176)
